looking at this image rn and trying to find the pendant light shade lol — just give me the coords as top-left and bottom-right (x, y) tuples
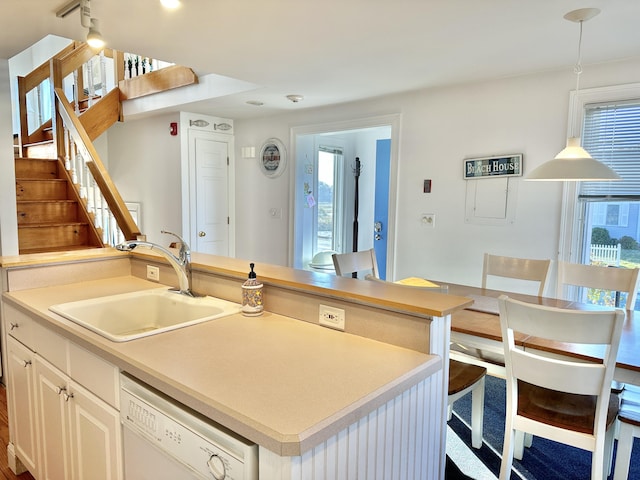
(526, 137), (621, 181)
(525, 8), (620, 182)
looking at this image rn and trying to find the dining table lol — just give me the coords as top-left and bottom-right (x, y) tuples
(439, 282), (640, 387)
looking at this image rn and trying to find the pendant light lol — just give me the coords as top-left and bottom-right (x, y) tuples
(526, 8), (620, 181)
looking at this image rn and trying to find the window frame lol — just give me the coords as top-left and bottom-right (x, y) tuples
(559, 83), (640, 264)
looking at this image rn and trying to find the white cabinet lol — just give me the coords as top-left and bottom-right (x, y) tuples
(4, 303), (122, 480)
(68, 379), (121, 480)
(6, 336), (38, 476)
(35, 355), (71, 480)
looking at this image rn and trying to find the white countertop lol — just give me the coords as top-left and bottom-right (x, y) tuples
(3, 276), (442, 456)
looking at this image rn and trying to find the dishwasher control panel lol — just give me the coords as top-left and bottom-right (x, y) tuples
(120, 374), (258, 480)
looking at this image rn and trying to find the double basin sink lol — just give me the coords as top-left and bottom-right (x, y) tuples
(49, 288), (241, 342)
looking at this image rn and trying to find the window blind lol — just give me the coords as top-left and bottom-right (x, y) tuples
(579, 100), (640, 198)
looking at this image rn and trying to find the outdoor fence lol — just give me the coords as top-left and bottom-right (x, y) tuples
(590, 243), (621, 266)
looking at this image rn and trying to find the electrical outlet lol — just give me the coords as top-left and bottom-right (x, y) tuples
(147, 265), (160, 282)
(421, 213), (435, 228)
(319, 304), (345, 331)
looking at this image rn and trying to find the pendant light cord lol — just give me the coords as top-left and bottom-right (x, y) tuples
(571, 20), (584, 138)
(574, 20), (584, 95)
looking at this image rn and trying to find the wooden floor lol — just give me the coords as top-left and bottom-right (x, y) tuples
(0, 385), (34, 480)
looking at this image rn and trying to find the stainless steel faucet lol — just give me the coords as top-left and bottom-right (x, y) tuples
(116, 230), (195, 296)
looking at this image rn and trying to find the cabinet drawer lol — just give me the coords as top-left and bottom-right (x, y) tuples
(4, 304), (36, 349)
(32, 322), (68, 372)
(68, 342), (119, 409)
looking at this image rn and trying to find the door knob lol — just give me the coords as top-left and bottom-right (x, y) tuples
(198, 231), (206, 237)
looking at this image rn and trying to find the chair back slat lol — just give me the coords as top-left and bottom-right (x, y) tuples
(482, 253), (551, 296)
(510, 349), (607, 396)
(557, 261), (640, 309)
(498, 296), (622, 344)
(332, 249), (379, 278)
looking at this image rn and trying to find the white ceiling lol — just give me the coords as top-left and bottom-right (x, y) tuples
(2, 0), (639, 119)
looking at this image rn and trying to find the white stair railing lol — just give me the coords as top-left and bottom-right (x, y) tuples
(62, 125), (124, 246)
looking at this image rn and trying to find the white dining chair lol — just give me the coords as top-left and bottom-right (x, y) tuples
(556, 261), (640, 310)
(332, 249), (379, 278)
(613, 385), (640, 480)
(497, 295), (624, 480)
(482, 253), (552, 296)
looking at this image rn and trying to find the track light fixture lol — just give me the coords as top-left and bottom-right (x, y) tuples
(160, 0), (181, 9)
(86, 18), (105, 49)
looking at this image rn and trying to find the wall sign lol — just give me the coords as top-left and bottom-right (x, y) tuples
(259, 138), (287, 178)
(464, 154), (522, 179)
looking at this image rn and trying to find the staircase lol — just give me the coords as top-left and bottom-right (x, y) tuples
(15, 156), (101, 254)
(12, 42), (198, 254)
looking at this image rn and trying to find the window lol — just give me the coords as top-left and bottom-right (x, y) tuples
(575, 99), (640, 308)
(316, 146), (344, 254)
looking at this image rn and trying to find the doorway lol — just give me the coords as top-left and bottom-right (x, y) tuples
(290, 115), (400, 279)
(180, 112), (236, 256)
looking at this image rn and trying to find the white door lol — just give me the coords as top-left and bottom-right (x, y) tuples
(188, 129), (230, 255)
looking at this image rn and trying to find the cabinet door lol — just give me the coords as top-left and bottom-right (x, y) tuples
(35, 355), (72, 480)
(69, 381), (122, 480)
(6, 337), (38, 476)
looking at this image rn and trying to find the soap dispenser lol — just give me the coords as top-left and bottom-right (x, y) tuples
(241, 263), (264, 316)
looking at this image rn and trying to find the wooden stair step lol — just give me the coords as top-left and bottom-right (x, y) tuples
(17, 201), (79, 225)
(15, 158), (60, 179)
(23, 142), (55, 159)
(16, 179), (69, 200)
(18, 223), (92, 250)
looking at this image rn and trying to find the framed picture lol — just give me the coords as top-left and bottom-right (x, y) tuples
(259, 138), (287, 178)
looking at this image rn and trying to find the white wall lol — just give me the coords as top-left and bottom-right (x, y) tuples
(234, 57), (640, 287)
(0, 59), (18, 255)
(107, 113), (182, 245)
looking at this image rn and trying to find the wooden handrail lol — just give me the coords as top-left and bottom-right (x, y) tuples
(119, 65), (198, 100)
(54, 87), (141, 241)
(79, 88), (121, 141)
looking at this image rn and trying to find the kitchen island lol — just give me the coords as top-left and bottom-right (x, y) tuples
(0, 249), (472, 479)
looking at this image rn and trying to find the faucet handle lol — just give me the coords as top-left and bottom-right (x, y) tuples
(161, 230), (190, 261)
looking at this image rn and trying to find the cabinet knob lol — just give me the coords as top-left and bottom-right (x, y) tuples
(10, 322), (18, 331)
(21, 359), (31, 368)
(55, 386), (66, 395)
(199, 231), (206, 237)
(63, 391), (74, 402)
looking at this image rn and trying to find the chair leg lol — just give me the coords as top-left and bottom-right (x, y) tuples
(613, 423), (634, 480)
(514, 430), (525, 460)
(470, 376), (485, 449)
(605, 425), (616, 477)
(524, 432), (533, 448)
(500, 426), (515, 480)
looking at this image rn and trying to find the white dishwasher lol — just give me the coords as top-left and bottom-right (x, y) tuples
(120, 374), (258, 480)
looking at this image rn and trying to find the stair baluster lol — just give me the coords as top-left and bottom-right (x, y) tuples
(100, 51), (107, 98)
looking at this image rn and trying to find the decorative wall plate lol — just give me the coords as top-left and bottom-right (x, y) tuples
(259, 138), (287, 178)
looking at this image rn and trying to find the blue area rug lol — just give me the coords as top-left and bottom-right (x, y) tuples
(449, 375), (640, 479)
